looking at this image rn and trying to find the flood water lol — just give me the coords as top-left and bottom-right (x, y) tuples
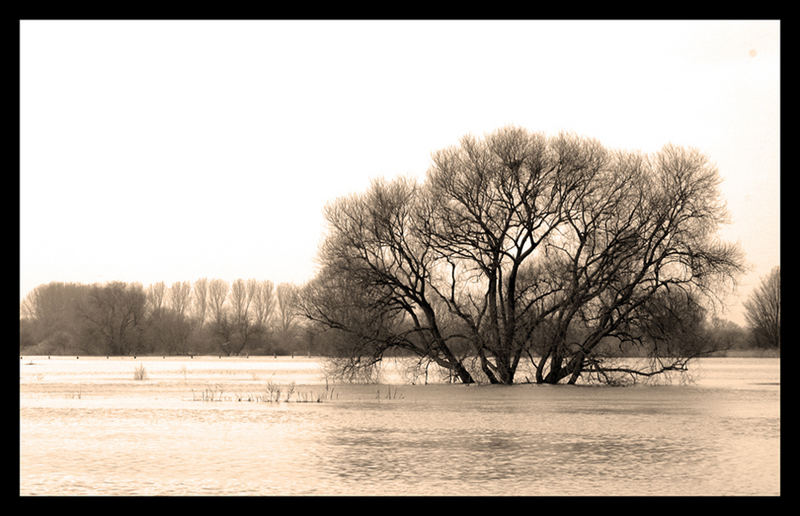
(19, 356), (780, 496)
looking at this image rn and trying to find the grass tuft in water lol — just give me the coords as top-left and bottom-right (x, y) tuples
(191, 381), (338, 403)
(376, 386), (404, 400)
(133, 363), (148, 381)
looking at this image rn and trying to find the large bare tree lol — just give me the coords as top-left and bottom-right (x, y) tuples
(301, 127), (744, 384)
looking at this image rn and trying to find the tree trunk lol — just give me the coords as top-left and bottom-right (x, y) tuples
(495, 354), (515, 384)
(543, 352), (565, 384)
(450, 360), (474, 384)
(535, 347), (551, 384)
(566, 351), (585, 384)
(478, 349), (500, 384)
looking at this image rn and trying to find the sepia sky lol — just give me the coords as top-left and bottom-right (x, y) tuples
(19, 20), (780, 325)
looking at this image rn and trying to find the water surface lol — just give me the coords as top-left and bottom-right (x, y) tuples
(19, 356), (780, 496)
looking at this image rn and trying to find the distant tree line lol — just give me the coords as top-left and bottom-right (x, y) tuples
(295, 127), (776, 385)
(20, 266), (777, 363)
(19, 279), (327, 357)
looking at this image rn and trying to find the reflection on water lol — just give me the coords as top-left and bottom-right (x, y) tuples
(19, 357), (779, 496)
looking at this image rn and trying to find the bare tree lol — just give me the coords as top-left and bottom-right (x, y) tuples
(208, 279), (233, 355)
(208, 279), (228, 321)
(192, 278), (209, 327)
(744, 266), (780, 349)
(228, 278), (259, 355)
(20, 291), (37, 320)
(302, 127), (744, 384)
(20, 282), (89, 353)
(251, 280), (276, 332)
(161, 281), (193, 355)
(168, 281), (192, 318)
(79, 282), (147, 355)
(276, 283), (299, 334)
(145, 282), (166, 316)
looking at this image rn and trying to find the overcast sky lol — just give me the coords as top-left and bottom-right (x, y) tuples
(19, 20), (780, 325)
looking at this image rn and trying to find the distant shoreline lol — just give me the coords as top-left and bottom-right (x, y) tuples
(708, 348), (780, 358)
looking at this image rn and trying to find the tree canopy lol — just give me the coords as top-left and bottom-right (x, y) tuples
(299, 127), (744, 384)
